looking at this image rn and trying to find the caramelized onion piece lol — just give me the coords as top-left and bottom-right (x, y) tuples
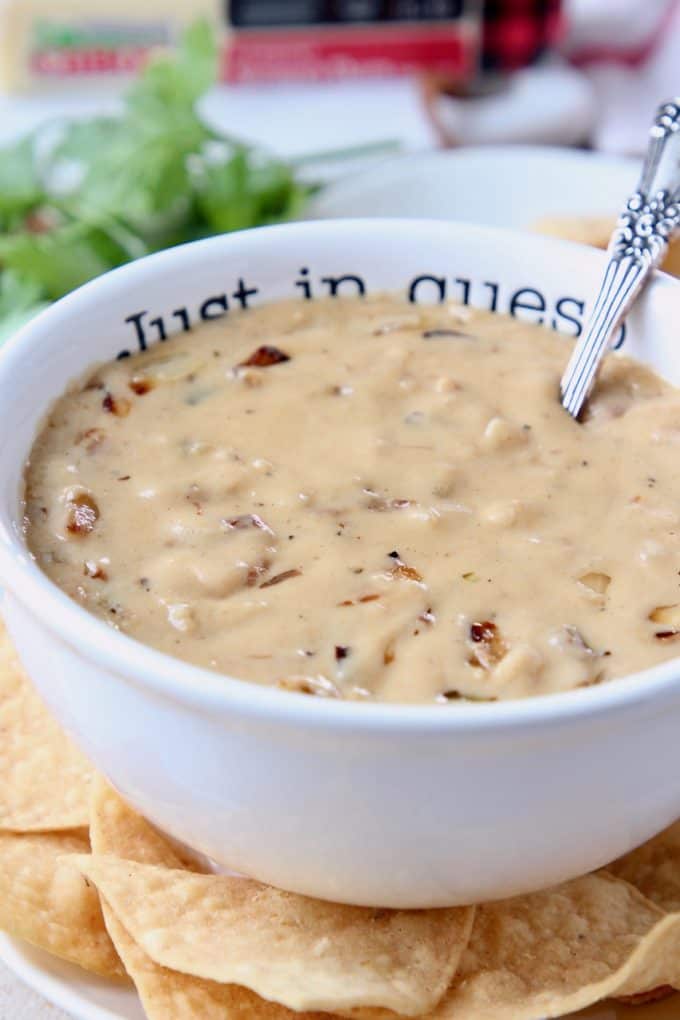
(65, 492), (100, 536)
(577, 670), (605, 689)
(338, 593), (381, 607)
(278, 675), (340, 697)
(102, 392), (131, 417)
(649, 604), (680, 627)
(437, 689), (497, 703)
(468, 620), (507, 669)
(390, 564), (423, 582)
(239, 345), (290, 368)
(129, 375), (155, 395)
(84, 560), (108, 580)
(578, 571), (611, 596)
(246, 560), (271, 587)
(76, 427), (106, 453)
(260, 569), (302, 589)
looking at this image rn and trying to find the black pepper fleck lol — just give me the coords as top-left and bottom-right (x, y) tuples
(422, 328), (466, 339)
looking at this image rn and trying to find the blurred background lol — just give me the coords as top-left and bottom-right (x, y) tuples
(0, 0), (678, 343)
(1, 0), (677, 155)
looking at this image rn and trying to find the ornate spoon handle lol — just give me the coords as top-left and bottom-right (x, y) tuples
(560, 99), (680, 419)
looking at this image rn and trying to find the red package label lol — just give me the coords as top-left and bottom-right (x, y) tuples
(31, 47), (151, 76)
(24, 2), (481, 83)
(224, 21), (478, 82)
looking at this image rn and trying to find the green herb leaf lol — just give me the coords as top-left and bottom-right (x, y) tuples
(0, 223), (128, 300)
(0, 135), (45, 225)
(48, 116), (123, 165)
(127, 19), (218, 114)
(47, 22), (217, 233)
(0, 17), (398, 330)
(0, 272), (49, 346)
(195, 151), (312, 233)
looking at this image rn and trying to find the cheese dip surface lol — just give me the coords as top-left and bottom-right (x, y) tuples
(24, 296), (680, 703)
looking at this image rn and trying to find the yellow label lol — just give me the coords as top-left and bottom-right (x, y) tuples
(0, 0), (224, 92)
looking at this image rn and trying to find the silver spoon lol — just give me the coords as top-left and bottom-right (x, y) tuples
(560, 99), (680, 420)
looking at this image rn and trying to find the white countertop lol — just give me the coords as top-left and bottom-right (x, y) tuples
(0, 959), (67, 1019)
(0, 78), (436, 157)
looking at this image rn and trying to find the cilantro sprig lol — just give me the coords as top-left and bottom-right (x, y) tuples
(0, 22), (395, 342)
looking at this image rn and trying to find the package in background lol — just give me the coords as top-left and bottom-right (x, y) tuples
(224, 1), (482, 83)
(0, 0), (224, 93)
(0, 0), (481, 92)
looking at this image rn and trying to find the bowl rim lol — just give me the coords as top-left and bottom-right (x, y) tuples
(1, 216), (680, 734)
(308, 143), (641, 220)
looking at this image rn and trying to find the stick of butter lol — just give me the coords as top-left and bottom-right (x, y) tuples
(0, 0), (479, 91)
(0, 0), (224, 93)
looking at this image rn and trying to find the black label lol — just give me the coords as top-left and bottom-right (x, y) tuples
(229, 0), (466, 28)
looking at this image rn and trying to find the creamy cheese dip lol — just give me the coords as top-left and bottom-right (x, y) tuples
(24, 296), (680, 703)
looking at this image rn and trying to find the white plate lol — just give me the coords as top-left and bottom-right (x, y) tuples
(308, 145), (640, 227)
(3, 930), (680, 1020)
(0, 934), (142, 1020)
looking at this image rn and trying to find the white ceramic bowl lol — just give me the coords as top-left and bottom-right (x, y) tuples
(308, 146), (640, 228)
(1, 220), (680, 909)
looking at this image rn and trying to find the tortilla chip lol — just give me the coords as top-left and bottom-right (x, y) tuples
(102, 901), (332, 1020)
(89, 775), (201, 871)
(530, 215), (680, 277)
(0, 829), (125, 979)
(608, 822), (680, 912)
(615, 986), (676, 1006)
(90, 780), (362, 1019)
(0, 620), (93, 831)
(428, 872), (680, 1019)
(531, 215), (615, 250)
(75, 850), (471, 1016)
